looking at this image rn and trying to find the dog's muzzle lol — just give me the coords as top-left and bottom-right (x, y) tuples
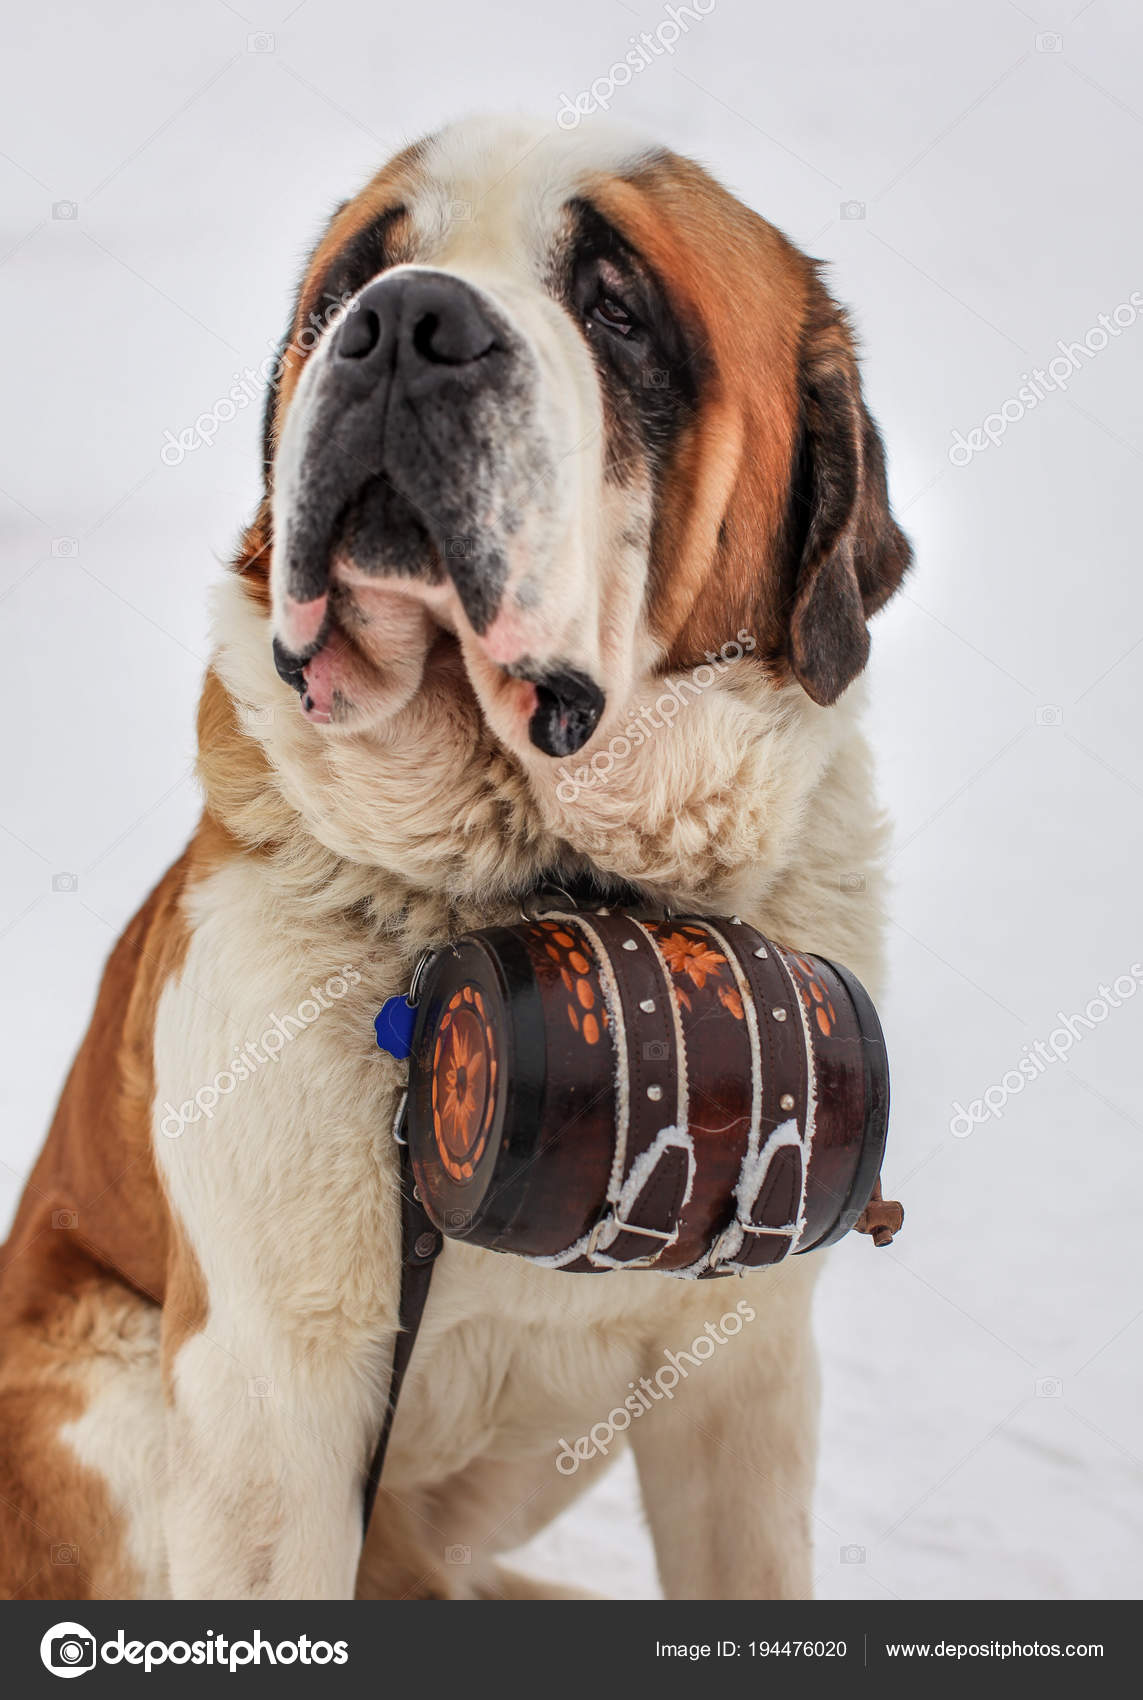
(278, 270), (511, 617)
(271, 268), (607, 754)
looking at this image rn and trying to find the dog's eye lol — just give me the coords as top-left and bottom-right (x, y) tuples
(590, 293), (635, 336)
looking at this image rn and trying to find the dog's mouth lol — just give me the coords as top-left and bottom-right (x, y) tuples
(272, 542), (440, 731)
(271, 474), (605, 752)
(272, 541), (605, 757)
(271, 602), (416, 729)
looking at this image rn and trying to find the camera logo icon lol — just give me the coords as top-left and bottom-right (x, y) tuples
(1036, 32), (1063, 53)
(448, 200), (472, 221)
(642, 1040), (669, 1061)
(840, 1543), (866, 1564)
(51, 201), (79, 221)
(41, 1622), (97, 1676)
(246, 31), (275, 53)
(52, 873), (79, 893)
(840, 872), (866, 894)
(248, 1377), (274, 1398)
(445, 1208), (471, 1231)
(51, 1209), (78, 1231)
(445, 537), (473, 559)
(51, 538), (79, 558)
(445, 1544), (471, 1564)
(1035, 705), (1063, 727)
(51, 1543), (79, 1565)
(1035, 1376), (1063, 1398)
(645, 369), (670, 389)
(840, 200), (866, 221)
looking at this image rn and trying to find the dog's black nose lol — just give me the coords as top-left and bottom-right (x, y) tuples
(334, 272), (498, 374)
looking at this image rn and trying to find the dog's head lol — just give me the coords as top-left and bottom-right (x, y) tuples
(222, 117), (909, 906)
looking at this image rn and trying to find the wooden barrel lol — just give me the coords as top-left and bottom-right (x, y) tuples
(404, 909), (892, 1277)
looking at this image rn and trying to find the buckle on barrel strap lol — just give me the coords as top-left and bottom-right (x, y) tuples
(705, 1114), (805, 1273)
(587, 1212), (678, 1268)
(585, 1124), (695, 1268)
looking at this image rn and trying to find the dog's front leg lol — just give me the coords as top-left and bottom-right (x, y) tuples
(629, 1265), (820, 1600)
(150, 908), (399, 1601)
(160, 1247), (384, 1599)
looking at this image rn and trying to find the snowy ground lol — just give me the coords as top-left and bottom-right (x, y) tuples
(1, 0), (1140, 1600)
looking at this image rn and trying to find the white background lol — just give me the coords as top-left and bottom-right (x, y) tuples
(1, 0), (1140, 1600)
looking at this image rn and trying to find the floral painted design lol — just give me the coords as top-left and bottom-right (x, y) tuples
(526, 916), (750, 1051)
(786, 951), (838, 1038)
(431, 986), (497, 1180)
(647, 923), (745, 1023)
(530, 920), (606, 1045)
(656, 930), (728, 990)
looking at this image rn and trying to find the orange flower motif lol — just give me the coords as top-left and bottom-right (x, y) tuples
(717, 983), (744, 1021)
(657, 931), (727, 989)
(440, 1023), (485, 1151)
(787, 951), (837, 1036)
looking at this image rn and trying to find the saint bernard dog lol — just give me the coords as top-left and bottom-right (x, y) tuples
(0, 115), (909, 1601)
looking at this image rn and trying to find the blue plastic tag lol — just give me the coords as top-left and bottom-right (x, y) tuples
(374, 996), (416, 1061)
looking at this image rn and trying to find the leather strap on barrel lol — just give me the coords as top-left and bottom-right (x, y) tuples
(525, 911), (826, 1279)
(529, 909), (695, 1272)
(699, 921), (813, 1274)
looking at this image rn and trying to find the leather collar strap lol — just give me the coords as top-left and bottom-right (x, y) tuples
(361, 1124), (442, 1533)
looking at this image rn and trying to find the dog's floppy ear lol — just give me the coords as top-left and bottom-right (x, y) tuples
(784, 288), (911, 705)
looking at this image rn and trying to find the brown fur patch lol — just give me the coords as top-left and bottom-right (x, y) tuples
(0, 830), (235, 1597)
(0, 1271), (154, 1599)
(588, 156), (908, 691)
(2, 854), (193, 1308)
(234, 504), (273, 608)
(195, 668), (282, 856)
(586, 159), (808, 669)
